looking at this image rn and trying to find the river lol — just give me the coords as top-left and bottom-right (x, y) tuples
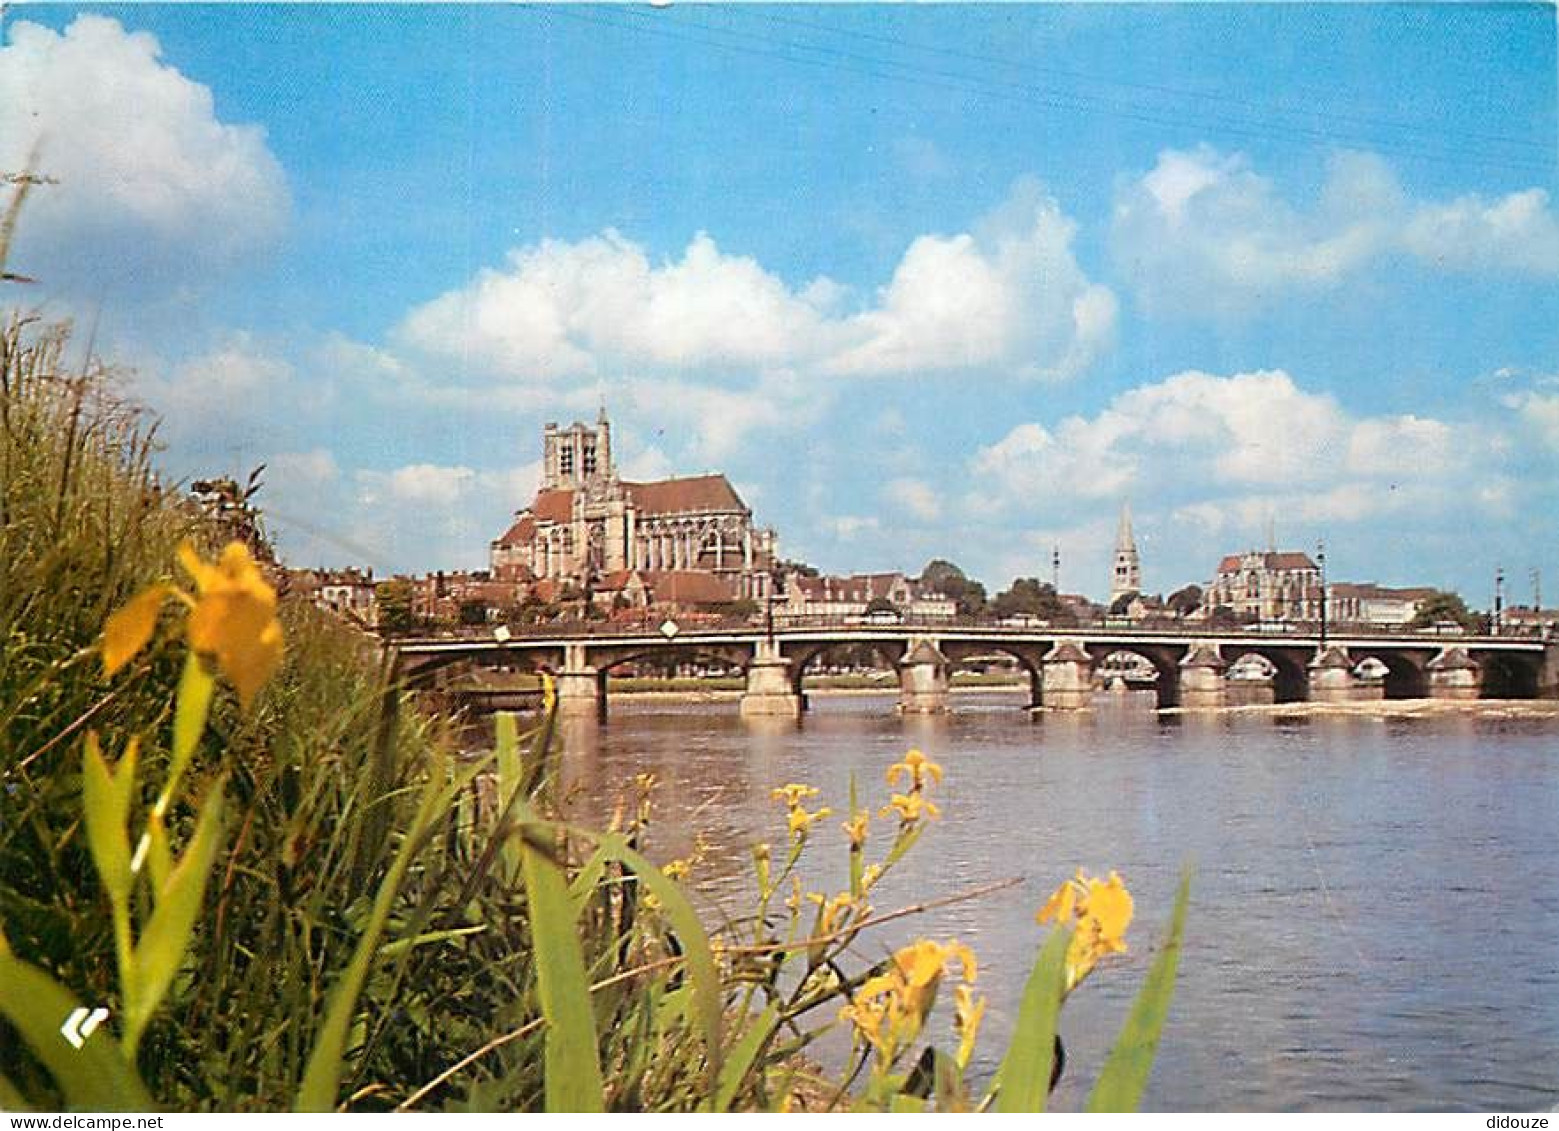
(549, 689), (1559, 1111)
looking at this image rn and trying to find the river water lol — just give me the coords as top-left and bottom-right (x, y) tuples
(550, 689), (1559, 1112)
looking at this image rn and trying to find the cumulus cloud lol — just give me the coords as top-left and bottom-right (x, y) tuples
(0, 15), (289, 290)
(972, 369), (1486, 524)
(1113, 146), (1559, 315)
(132, 332), (315, 456)
(884, 478), (942, 522)
(350, 460), (542, 572)
(395, 181), (1114, 385)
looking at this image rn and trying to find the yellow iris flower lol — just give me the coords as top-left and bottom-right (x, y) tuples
(882, 791), (940, 823)
(102, 540), (284, 711)
(1036, 869), (1134, 991)
(886, 747), (943, 790)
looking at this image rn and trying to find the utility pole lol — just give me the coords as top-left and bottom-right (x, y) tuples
(1052, 544), (1060, 593)
(1533, 566), (1542, 613)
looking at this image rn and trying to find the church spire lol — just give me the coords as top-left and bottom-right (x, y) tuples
(1115, 502), (1135, 553)
(1110, 502), (1141, 604)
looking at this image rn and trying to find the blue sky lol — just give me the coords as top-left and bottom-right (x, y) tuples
(3, 3), (1557, 604)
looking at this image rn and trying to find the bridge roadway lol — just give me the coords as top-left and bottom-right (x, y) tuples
(393, 621), (1559, 720)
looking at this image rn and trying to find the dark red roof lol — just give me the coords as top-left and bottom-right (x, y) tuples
(642, 570), (736, 606)
(1216, 551), (1318, 574)
(626, 475), (744, 515)
(533, 489), (574, 523)
(494, 515), (536, 546)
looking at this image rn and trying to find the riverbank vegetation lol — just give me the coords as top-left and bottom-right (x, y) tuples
(1, 195), (1187, 1111)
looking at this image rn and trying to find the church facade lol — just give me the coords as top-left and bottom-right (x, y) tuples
(491, 412), (778, 603)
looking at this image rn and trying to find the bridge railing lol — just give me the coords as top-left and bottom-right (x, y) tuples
(382, 615), (1551, 646)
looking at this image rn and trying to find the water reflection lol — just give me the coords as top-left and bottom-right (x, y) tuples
(541, 690), (1559, 1111)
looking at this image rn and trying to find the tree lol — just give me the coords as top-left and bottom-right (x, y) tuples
(1167, 584), (1204, 617)
(991, 577), (1073, 624)
(1409, 590), (1479, 632)
(1108, 590), (1139, 617)
(921, 559), (988, 617)
(458, 599), (488, 626)
(376, 579), (417, 634)
(864, 595), (900, 616)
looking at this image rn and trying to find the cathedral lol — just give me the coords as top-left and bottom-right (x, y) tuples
(490, 411), (778, 602)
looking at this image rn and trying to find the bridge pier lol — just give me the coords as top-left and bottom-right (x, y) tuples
(1179, 643), (1227, 709)
(898, 639), (950, 715)
(1307, 645), (1357, 702)
(740, 640), (802, 718)
(1426, 646), (1481, 700)
(1041, 640), (1095, 710)
(555, 642), (605, 721)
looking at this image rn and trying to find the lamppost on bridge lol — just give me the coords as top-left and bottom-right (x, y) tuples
(765, 564), (786, 646)
(1494, 564), (1505, 636)
(1317, 539), (1328, 649)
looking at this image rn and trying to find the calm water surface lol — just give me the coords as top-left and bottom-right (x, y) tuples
(550, 690), (1559, 1111)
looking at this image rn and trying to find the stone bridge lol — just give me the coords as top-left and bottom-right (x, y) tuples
(392, 623), (1559, 720)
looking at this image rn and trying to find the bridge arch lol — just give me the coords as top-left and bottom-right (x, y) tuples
(940, 640), (1047, 708)
(782, 639), (909, 703)
(1481, 651), (1540, 698)
(1345, 647), (1430, 698)
(1224, 647), (1308, 703)
(1083, 642), (1183, 709)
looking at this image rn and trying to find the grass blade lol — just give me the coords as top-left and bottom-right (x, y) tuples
(993, 924), (1070, 1113)
(1084, 869), (1191, 1113)
(295, 757), (450, 1112)
(125, 779), (225, 1055)
(594, 832), (724, 1102)
(515, 814), (604, 1112)
(714, 1004), (777, 1111)
(0, 946), (155, 1110)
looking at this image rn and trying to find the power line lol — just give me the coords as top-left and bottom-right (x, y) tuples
(542, 6), (1553, 179)
(726, 5), (1552, 158)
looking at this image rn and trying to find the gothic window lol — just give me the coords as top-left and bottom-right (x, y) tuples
(560, 447), (575, 476)
(583, 441), (597, 476)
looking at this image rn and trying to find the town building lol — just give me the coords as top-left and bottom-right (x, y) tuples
(1327, 583), (1437, 627)
(1206, 549), (1323, 622)
(491, 410), (778, 604)
(286, 567), (378, 627)
(779, 572), (957, 621)
(1109, 504), (1141, 605)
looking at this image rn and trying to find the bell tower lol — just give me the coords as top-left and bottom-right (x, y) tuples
(1110, 503), (1141, 603)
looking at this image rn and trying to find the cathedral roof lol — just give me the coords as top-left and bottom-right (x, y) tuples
(1216, 551), (1318, 573)
(626, 474), (745, 515)
(641, 570), (737, 605)
(533, 489), (574, 523)
(493, 515), (537, 546)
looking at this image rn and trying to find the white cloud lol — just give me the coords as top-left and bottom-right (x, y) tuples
(825, 515), (881, 541)
(349, 460), (542, 572)
(1113, 146), (1559, 315)
(1403, 189), (1559, 274)
(972, 369), (1491, 527)
(395, 181), (1114, 386)
(1505, 391), (1559, 451)
(884, 478), (942, 522)
(133, 332), (308, 451)
(0, 16), (288, 288)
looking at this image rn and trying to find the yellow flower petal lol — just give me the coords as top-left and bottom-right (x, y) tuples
(102, 584), (170, 676)
(182, 541), (284, 710)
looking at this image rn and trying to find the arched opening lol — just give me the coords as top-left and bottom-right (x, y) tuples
(1349, 650), (1429, 698)
(593, 645), (754, 718)
(1226, 652), (1277, 705)
(1481, 653), (1540, 699)
(786, 641), (908, 707)
(940, 642), (1046, 708)
(1085, 645), (1181, 709)
(1235, 647), (1308, 703)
